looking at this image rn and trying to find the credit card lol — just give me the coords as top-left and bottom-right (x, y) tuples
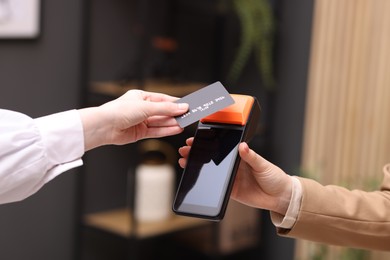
(175, 81), (235, 128)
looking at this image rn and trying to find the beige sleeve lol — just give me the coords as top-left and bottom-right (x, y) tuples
(277, 164), (390, 251)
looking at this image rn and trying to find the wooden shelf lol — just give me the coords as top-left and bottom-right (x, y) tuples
(83, 208), (210, 239)
(89, 79), (207, 98)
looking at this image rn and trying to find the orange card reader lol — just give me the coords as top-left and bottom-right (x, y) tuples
(201, 94), (256, 125)
(172, 94), (261, 221)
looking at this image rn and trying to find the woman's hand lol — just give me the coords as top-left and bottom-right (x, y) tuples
(79, 90), (189, 151)
(178, 138), (292, 215)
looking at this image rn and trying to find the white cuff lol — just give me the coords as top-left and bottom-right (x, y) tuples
(271, 176), (302, 229)
(34, 109), (85, 184)
(46, 159), (83, 183)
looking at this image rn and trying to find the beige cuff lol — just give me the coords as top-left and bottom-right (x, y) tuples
(270, 176), (302, 229)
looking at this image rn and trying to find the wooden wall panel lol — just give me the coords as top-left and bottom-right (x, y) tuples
(296, 0), (390, 259)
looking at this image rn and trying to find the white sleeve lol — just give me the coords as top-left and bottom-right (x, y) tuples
(270, 176), (303, 229)
(0, 109), (85, 204)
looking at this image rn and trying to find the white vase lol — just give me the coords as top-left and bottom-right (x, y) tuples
(134, 163), (175, 222)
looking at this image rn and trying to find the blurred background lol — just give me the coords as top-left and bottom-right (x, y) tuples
(0, 0), (389, 259)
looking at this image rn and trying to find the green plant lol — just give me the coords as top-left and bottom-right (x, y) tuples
(224, 0), (275, 89)
(340, 248), (370, 260)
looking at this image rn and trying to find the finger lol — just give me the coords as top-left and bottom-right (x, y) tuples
(143, 101), (189, 117)
(146, 116), (181, 127)
(178, 157), (187, 168)
(178, 146), (191, 158)
(238, 142), (271, 173)
(185, 137), (194, 146)
(143, 126), (184, 139)
(141, 91), (180, 102)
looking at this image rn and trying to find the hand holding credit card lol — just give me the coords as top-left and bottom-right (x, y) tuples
(174, 82), (235, 128)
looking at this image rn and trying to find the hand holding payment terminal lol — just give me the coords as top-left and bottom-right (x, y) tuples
(172, 94), (261, 221)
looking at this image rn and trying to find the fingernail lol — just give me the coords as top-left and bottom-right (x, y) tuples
(241, 142), (249, 153)
(177, 103), (189, 110)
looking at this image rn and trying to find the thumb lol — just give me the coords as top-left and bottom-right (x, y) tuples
(238, 142), (273, 174)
